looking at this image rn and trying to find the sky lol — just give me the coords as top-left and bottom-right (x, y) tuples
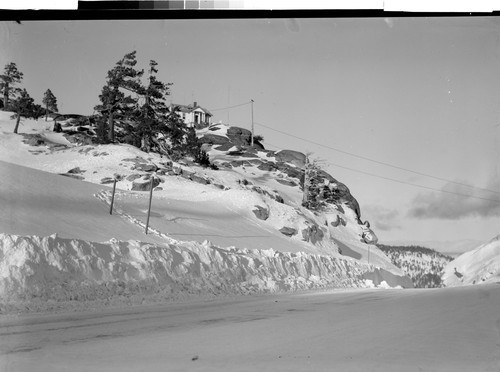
(0, 17), (499, 245)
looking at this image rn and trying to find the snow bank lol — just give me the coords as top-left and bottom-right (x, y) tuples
(0, 233), (374, 308)
(442, 233), (500, 286)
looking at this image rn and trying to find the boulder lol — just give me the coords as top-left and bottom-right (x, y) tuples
(131, 177), (161, 191)
(22, 134), (45, 146)
(302, 224), (325, 245)
(126, 174), (142, 182)
(275, 150), (306, 167)
(191, 174), (210, 185)
(63, 133), (94, 145)
(134, 163), (158, 172)
(100, 177), (115, 184)
(252, 205), (269, 221)
(275, 178), (297, 187)
(198, 134), (230, 145)
(257, 162), (277, 172)
(214, 143), (236, 151)
(279, 227), (297, 237)
(67, 167), (84, 174)
(226, 126), (252, 146)
(330, 215), (341, 227)
(59, 173), (84, 180)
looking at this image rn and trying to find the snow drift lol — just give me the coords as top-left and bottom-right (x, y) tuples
(442, 232), (500, 286)
(0, 233), (373, 305)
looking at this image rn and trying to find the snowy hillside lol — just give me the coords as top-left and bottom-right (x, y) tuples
(442, 233), (500, 286)
(377, 244), (452, 288)
(0, 112), (413, 310)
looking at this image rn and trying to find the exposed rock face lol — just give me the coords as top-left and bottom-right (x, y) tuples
(279, 227), (297, 237)
(67, 167), (84, 174)
(21, 134), (46, 146)
(126, 174), (142, 182)
(198, 133), (229, 145)
(133, 163), (158, 172)
(276, 178), (297, 187)
(252, 205), (270, 221)
(330, 215), (341, 227)
(251, 186), (284, 204)
(275, 150), (306, 168)
(302, 224), (325, 245)
(100, 177), (115, 184)
(199, 126), (264, 150)
(190, 174), (210, 185)
(60, 173), (84, 180)
(131, 177), (161, 191)
(227, 126), (252, 146)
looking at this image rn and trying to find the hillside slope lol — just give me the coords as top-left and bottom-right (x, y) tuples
(377, 244), (452, 288)
(442, 233), (500, 286)
(0, 112), (413, 309)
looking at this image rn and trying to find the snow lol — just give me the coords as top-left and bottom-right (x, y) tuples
(0, 112), (416, 311)
(2, 284), (499, 371)
(1, 112), (499, 370)
(443, 233), (500, 286)
(0, 232), (369, 306)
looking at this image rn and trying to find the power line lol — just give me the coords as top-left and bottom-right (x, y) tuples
(328, 161), (500, 203)
(261, 139), (500, 204)
(209, 101), (252, 112)
(255, 121), (500, 196)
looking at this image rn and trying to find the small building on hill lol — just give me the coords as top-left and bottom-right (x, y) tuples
(170, 101), (213, 128)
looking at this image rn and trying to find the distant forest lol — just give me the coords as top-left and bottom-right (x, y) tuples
(377, 244), (452, 260)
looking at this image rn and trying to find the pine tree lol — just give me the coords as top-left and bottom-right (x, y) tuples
(0, 62), (24, 110)
(11, 89), (35, 134)
(165, 109), (188, 159)
(42, 89), (58, 121)
(94, 51), (143, 143)
(134, 60), (172, 152)
(302, 155), (327, 210)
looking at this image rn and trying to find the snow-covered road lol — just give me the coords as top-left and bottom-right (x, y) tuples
(2, 285), (499, 371)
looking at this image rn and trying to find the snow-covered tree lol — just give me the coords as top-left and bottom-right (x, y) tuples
(42, 89), (58, 121)
(11, 88), (35, 134)
(0, 62), (24, 110)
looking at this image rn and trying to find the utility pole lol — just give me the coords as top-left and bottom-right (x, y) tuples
(109, 178), (117, 215)
(250, 99), (254, 147)
(145, 176), (154, 234)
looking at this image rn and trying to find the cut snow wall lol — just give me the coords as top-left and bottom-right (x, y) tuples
(0, 233), (376, 305)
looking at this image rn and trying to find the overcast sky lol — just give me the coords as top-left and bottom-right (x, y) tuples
(1, 17), (499, 244)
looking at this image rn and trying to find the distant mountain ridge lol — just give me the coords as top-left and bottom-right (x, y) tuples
(383, 239), (482, 257)
(377, 244), (452, 288)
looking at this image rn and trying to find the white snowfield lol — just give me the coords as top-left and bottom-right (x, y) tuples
(443, 233), (500, 287)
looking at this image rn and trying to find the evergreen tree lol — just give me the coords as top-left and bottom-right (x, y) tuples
(133, 60), (172, 152)
(302, 155), (328, 210)
(11, 88), (35, 133)
(42, 89), (58, 121)
(94, 51), (143, 143)
(165, 108), (188, 159)
(0, 62), (24, 110)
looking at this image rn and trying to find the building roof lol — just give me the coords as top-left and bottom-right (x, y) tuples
(171, 103), (212, 116)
